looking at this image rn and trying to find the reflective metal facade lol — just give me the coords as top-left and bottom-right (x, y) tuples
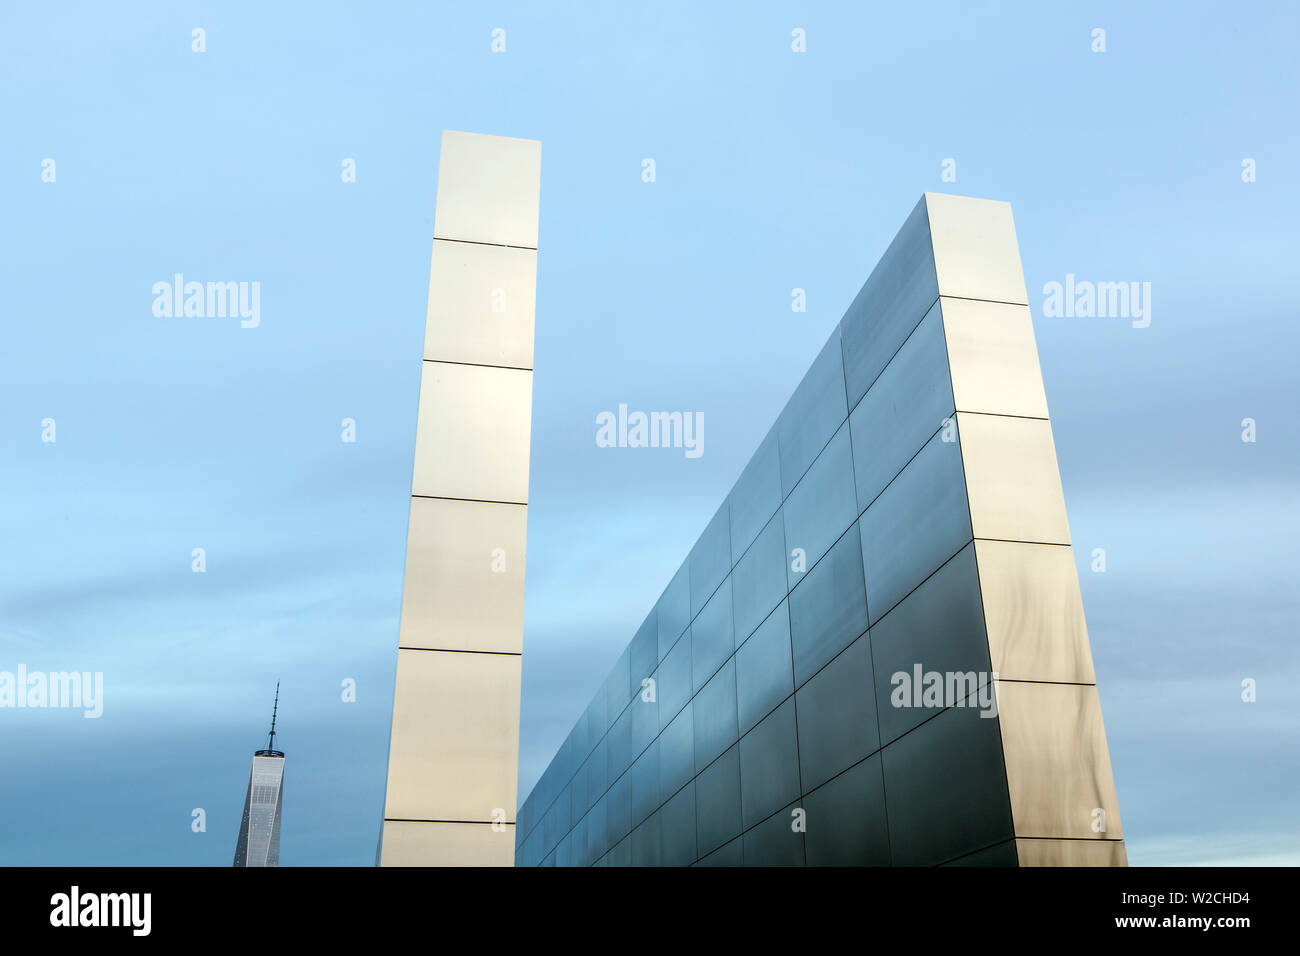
(233, 754), (284, 867)
(515, 193), (1124, 866)
(379, 131), (540, 866)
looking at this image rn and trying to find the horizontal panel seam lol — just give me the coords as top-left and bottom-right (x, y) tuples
(954, 409), (1049, 422)
(973, 536), (1070, 547)
(397, 646), (522, 656)
(939, 293), (1030, 307)
(995, 678), (1097, 687)
(432, 235), (537, 251)
(385, 818), (516, 825)
(423, 357), (534, 372)
(411, 494), (528, 506)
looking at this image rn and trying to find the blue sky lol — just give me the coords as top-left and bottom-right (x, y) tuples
(1, 1), (1296, 865)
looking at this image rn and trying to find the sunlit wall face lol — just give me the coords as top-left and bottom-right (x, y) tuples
(378, 130), (541, 867)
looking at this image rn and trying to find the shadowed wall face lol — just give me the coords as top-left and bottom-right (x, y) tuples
(515, 193), (1124, 867)
(380, 130), (541, 867)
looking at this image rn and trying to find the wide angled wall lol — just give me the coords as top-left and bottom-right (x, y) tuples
(515, 193), (1125, 867)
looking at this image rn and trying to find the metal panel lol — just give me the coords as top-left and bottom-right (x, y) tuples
(411, 360), (533, 503)
(694, 745), (741, 857)
(425, 240), (537, 368)
(630, 678), (658, 755)
(696, 836), (743, 867)
(996, 680), (1124, 841)
(776, 332), (849, 497)
(848, 299), (954, 510)
(870, 543), (992, 746)
(974, 540), (1096, 683)
(1015, 838), (1128, 867)
(586, 797), (607, 864)
(380, 821), (515, 867)
(659, 781), (697, 866)
(604, 646), (632, 728)
(656, 625), (693, 731)
(788, 524), (869, 687)
(738, 698), (800, 830)
(693, 659), (738, 773)
(384, 648), (521, 823)
(840, 196), (940, 406)
(880, 703), (1014, 866)
(957, 412), (1071, 545)
(630, 811), (662, 866)
(730, 509), (787, 645)
(860, 427), (972, 625)
(794, 632), (878, 792)
(728, 425), (782, 564)
(689, 502), (731, 618)
(607, 698), (634, 783)
(741, 801), (805, 866)
(605, 834), (632, 867)
(782, 421), (858, 591)
(629, 610), (658, 696)
(734, 600), (794, 737)
(605, 769), (631, 850)
(656, 560), (691, 661)
(803, 754), (890, 866)
(658, 702), (694, 805)
(398, 497), (527, 653)
(433, 130), (542, 248)
(924, 192), (1028, 305)
(691, 577), (734, 691)
(939, 297), (1048, 418)
(630, 738), (659, 828)
(588, 738), (607, 809)
(941, 840), (1019, 866)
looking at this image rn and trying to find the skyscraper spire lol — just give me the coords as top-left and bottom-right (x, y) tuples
(265, 680), (280, 754)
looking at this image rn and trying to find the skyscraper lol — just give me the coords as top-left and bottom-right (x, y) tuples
(233, 682), (286, 868)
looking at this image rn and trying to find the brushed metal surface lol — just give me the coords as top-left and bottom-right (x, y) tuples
(957, 411), (1071, 544)
(1016, 838), (1128, 867)
(860, 427), (973, 624)
(515, 192), (1124, 867)
(881, 702), (1014, 866)
(410, 360), (534, 503)
(996, 680), (1124, 841)
(849, 299), (954, 510)
(385, 131), (539, 867)
(925, 192), (1028, 305)
(777, 332), (849, 497)
(384, 648), (522, 823)
(398, 496), (527, 654)
(380, 821), (516, 867)
(840, 196), (940, 405)
(975, 539), (1096, 683)
(433, 130), (542, 248)
(425, 239), (536, 368)
(940, 297), (1048, 418)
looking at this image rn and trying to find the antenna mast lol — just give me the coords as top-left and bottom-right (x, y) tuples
(265, 680), (280, 753)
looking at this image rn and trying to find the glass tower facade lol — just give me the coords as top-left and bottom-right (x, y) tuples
(233, 753), (285, 867)
(515, 193), (1125, 867)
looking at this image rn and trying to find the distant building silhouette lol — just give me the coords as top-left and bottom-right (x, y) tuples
(233, 682), (285, 867)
